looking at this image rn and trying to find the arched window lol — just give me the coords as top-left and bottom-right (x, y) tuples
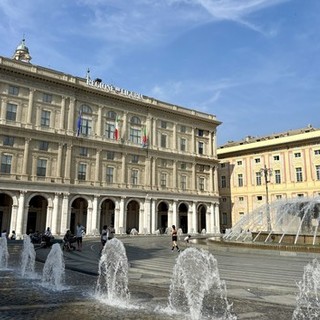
(105, 111), (118, 139)
(107, 111), (116, 120)
(130, 116), (141, 125)
(129, 116), (142, 144)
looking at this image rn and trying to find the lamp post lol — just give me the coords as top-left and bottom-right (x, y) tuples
(260, 165), (272, 231)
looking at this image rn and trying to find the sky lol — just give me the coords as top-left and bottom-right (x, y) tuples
(1, 0), (320, 146)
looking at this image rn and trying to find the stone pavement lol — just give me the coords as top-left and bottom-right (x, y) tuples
(1, 235), (319, 319)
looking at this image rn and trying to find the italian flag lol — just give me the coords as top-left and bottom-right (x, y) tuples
(114, 116), (120, 140)
(142, 126), (148, 147)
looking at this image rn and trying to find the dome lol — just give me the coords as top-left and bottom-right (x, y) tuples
(12, 38), (32, 63)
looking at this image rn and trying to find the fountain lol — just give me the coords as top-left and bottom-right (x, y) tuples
(223, 197), (320, 246)
(0, 236), (9, 269)
(95, 238), (130, 306)
(168, 247), (236, 320)
(292, 258), (320, 319)
(42, 243), (66, 290)
(21, 235), (36, 277)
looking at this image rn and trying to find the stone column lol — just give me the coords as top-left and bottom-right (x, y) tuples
(67, 98), (76, 134)
(146, 116), (152, 147)
(9, 203), (18, 238)
(35, 106), (41, 128)
(114, 199), (121, 234)
(192, 202), (197, 233)
(209, 203), (215, 233)
(209, 130), (213, 156)
(91, 195), (99, 235)
(95, 149), (101, 185)
(152, 118), (157, 146)
(144, 157), (151, 187)
(51, 193), (60, 235)
(172, 160), (177, 190)
(122, 112), (127, 140)
(192, 162), (196, 191)
(97, 107), (103, 137)
(214, 202), (220, 233)
(0, 98), (7, 121)
(151, 198), (156, 234)
(152, 157), (157, 189)
(188, 204), (193, 234)
(168, 201), (173, 231)
(209, 165), (214, 193)
(56, 143), (63, 180)
(173, 122), (177, 150)
(60, 193), (70, 233)
(121, 153), (126, 185)
(191, 127), (195, 153)
(22, 138), (30, 176)
(172, 200), (177, 228)
(60, 97), (67, 130)
(64, 144), (72, 182)
(27, 89), (34, 125)
(16, 190), (26, 238)
(144, 197), (151, 234)
(213, 166), (219, 194)
(118, 197), (126, 234)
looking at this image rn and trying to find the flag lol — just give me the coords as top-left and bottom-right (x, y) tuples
(76, 111), (82, 137)
(114, 116), (120, 140)
(142, 126), (148, 147)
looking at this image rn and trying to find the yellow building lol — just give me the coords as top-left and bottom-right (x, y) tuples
(217, 126), (320, 232)
(0, 40), (221, 238)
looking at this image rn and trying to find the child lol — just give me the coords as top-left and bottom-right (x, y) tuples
(184, 234), (191, 244)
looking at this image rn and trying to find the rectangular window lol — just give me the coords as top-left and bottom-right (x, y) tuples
(80, 147), (88, 156)
(222, 197), (227, 202)
(39, 141), (49, 151)
(180, 138), (186, 151)
(78, 163), (86, 180)
(296, 167), (303, 182)
(106, 166), (114, 184)
(239, 197), (244, 201)
(180, 125), (186, 133)
(221, 163), (225, 168)
(180, 162), (186, 170)
(131, 155), (139, 163)
(6, 103), (17, 121)
(42, 93), (52, 103)
(160, 121), (167, 129)
(316, 165), (320, 181)
(255, 158), (261, 163)
(198, 141), (204, 155)
(276, 195), (282, 200)
(3, 136), (14, 146)
(8, 85), (19, 96)
(199, 177), (205, 191)
(257, 196), (263, 201)
(256, 172), (262, 186)
(1, 154), (12, 174)
(80, 118), (92, 136)
(238, 174), (243, 187)
(221, 175), (226, 188)
(314, 150), (320, 156)
(198, 129), (204, 137)
(106, 151), (114, 160)
(273, 155), (280, 161)
(237, 160), (242, 166)
(37, 159), (47, 177)
(131, 169), (138, 185)
(41, 110), (50, 127)
(130, 128), (141, 144)
(297, 193), (304, 197)
(294, 152), (301, 158)
(105, 123), (115, 139)
(181, 175), (187, 190)
(161, 134), (167, 148)
(160, 173), (167, 187)
(275, 169), (281, 184)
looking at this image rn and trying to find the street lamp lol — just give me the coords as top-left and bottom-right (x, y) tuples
(260, 165), (273, 231)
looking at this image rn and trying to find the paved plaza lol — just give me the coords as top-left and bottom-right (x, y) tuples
(1, 235), (319, 319)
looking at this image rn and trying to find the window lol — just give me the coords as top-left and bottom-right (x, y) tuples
(105, 123), (115, 139)
(160, 134), (167, 148)
(180, 138), (186, 151)
(180, 162), (186, 170)
(198, 129), (204, 137)
(160, 173), (167, 187)
(316, 165), (320, 181)
(199, 165), (205, 172)
(131, 116), (141, 125)
(3, 136), (14, 146)
(6, 103), (17, 121)
(79, 147), (88, 156)
(276, 195), (282, 200)
(160, 121), (167, 129)
(237, 160), (242, 166)
(256, 172), (262, 186)
(238, 174), (243, 187)
(1, 154), (12, 174)
(294, 152), (301, 158)
(221, 163), (225, 168)
(222, 197), (227, 202)
(296, 167), (303, 182)
(198, 141), (204, 155)
(257, 196), (263, 201)
(37, 159), (47, 177)
(180, 125), (186, 133)
(199, 177), (205, 191)
(275, 170), (281, 184)
(131, 155), (139, 163)
(41, 110), (50, 127)
(78, 105), (93, 136)
(9, 85), (19, 96)
(239, 212), (244, 217)
(273, 155), (280, 161)
(222, 213), (227, 225)
(39, 141), (49, 151)
(161, 159), (167, 167)
(131, 169), (138, 185)
(106, 166), (114, 184)
(297, 193), (304, 197)
(255, 158), (261, 163)
(42, 93), (52, 103)
(181, 175), (187, 190)
(130, 128), (141, 144)
(239, 197), (244, 201)
(107, 111), (116, 120)
(80, 118), (92, 136)
(314, 150), (320, 156)
(221, 176), (226, 188)
(78, 163), (86, 180)
(106, 151), (114, 160)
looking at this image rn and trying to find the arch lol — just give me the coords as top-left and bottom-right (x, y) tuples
(130, 116), (141, 125)
(157, 201), (169, 234)
(0, 193), (13, 235)
(80, 104), (92, 114)
(106, 110), (117, 120)
(70, 197), (88, 234)
(126, 200), (140, 234)
(27, 195), (48, 235)
(100, 199), (115, 231)
(178, 202), (189, 233)
(197, 204), (207, 233)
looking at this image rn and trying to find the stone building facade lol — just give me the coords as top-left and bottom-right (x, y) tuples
(217, 126), (320, 232)
(0, 41), (221, 238)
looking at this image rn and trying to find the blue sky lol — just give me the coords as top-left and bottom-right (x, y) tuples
(1, 0), (319, 145)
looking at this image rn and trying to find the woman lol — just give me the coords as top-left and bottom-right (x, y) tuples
(171, 225), (180, 252)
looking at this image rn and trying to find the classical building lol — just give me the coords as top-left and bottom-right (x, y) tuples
(0, 40), (221, 239)
(217, 126), (320, 232)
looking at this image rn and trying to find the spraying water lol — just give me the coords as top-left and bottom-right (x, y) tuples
(292, 258), (320, 320)
(95, 238), (130, 306)
(168, 247), (236, 320)
(0, 236), (9, 269)
(21, 235), (36, 277)
(42, 243), (65, 290)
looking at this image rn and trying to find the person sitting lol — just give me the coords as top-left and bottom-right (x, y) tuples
(10, 230), (16, 240)
(43, 227), (53, 248)
(63, 229), (75, 251)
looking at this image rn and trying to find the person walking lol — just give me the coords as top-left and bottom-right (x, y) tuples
(171, 225), (180, 252)
(75, 222), (85, 251)
(100, 225), (109, 252)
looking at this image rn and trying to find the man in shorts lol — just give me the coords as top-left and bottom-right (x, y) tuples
(76, 222), (85, 251)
